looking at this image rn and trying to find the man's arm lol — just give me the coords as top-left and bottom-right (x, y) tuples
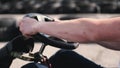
(35, 17), (120, 42)
(19, 17), (120, 50)
(20, 17), (101, 42)
(95, 17), (120, 42)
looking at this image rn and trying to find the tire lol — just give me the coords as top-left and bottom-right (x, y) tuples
(0, 17), (20, 41)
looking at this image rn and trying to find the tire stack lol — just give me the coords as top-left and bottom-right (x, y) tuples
(0, 18), (20, 41)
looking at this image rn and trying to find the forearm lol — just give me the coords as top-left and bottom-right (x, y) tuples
(36, 18), (99, 43)
(35, 17), (120, 42)
(96, 17), (120, 41)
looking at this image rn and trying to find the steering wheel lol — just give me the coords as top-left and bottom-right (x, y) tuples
(10, 13), (79, 62)
(24, 13), (79, 50)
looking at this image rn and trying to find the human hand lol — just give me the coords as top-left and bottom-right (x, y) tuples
(19, 17), (38, 37)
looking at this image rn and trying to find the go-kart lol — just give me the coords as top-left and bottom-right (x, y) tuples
(10, 13), (79, 68)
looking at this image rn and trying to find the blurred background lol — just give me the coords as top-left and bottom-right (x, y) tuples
(0, 0), (120, 68)
(0, 0), (119, 14)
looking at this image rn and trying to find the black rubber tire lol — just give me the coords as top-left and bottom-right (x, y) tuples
(0, 17), (20, 41)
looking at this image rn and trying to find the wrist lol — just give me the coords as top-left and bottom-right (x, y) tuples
(33, 22), (41, 34)
(34, 21), (56, 34)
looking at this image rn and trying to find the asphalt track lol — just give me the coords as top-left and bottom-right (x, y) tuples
(0, 14), (120, 68)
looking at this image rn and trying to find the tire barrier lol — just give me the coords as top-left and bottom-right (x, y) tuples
(0, 18), (20, 41)
(0, 0), (119, 14)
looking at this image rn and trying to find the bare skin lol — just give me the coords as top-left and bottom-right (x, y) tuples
(19, 17), (120, 50)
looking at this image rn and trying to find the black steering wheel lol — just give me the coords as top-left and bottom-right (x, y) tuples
(10, 13), (79, 62)
(24, 13), (79, 50)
